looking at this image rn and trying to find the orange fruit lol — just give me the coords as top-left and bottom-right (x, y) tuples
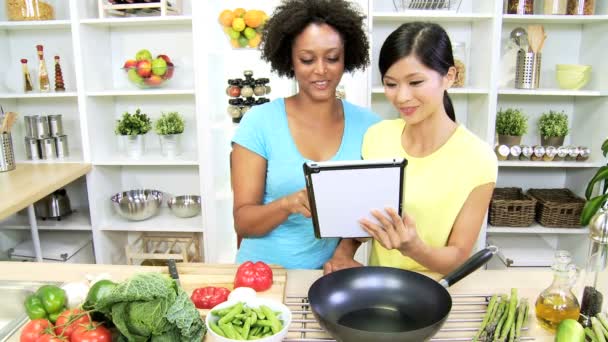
(230, 38), (240, 48)
(218, 10), (234, 27)
(233, 8), (246, 18)
(244, 10), (264, 29)
(248, 33), (262, 48)
(232, 17), (245, 32)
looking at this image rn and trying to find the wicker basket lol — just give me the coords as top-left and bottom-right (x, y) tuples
(489, 187), (537, 227)
(527, 188), (585, 228)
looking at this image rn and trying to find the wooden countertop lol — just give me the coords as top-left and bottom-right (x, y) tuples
(1, 262), (606, 341)
(0, 163), (91, 220)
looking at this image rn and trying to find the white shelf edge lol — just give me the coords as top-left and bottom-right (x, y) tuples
(487, 224), (589, 235)
(0, 92), (78, 99)
(373, 12), (493, 21)
(498, 160), (602, 168)
(502, 14), (608, 24)
(80, 16), (192, 27)
(371, 86), (489, 94)
(498, 88), (605, 96)
(93, 150), (198, 166)
(0, 208), (91, 230)
(86, 89), (195, 97)
(0, 20), (71, 29)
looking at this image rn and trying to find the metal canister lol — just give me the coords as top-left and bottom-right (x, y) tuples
(577, 146), (591, 161)
(520, 145), (533, 161)
(39, 137), (57, 160)
(48, 114), (63, 137)
(23, 116), (36, 138)
(531, 145), (545, 161)
(54, 135), (69, 158)
(24, 137), (40, 160)
(508, 145), (522, 160)
(33, 115), (50, 139)
(495, 144), (510, 161)
(544, 146), (557, 161)
(566, 146), (580, 161)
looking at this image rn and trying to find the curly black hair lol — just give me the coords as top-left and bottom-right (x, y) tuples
(260, 0), (370, 78)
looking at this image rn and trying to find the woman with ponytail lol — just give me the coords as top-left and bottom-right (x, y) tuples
(324, 22), (497, 275)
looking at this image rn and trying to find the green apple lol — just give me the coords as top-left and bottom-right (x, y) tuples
(243, 27), (256, 40)
(238, 35), (249, 48)
(228, 28), (240, 40)
(128, 68), (144, 85)
(135, 49), (153, 61)
(151, 58), (168, 76)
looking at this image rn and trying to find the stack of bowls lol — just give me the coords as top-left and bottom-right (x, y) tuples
(556, 64), (591, 90)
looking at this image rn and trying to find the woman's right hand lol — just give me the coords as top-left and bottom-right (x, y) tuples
(280, 189), (311, 218)
(323, 255), (362, 275)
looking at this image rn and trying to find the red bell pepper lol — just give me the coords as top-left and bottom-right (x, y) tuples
(190, 286), (231, 309)
(234, 261), (273, 292)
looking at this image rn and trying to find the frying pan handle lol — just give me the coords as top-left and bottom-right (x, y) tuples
(438, 246), (498, 288)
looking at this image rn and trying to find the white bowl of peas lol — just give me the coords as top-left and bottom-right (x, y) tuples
(205, 287), (292, 341)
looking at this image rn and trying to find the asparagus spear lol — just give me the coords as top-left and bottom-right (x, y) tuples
(473, 294), (500, 342)
(487, 297), (508, 341)
(592, 317), (607, 342)
(586, 327), (599, 342)
(498, 289), (519, 341)
(514, 298), (529, 341)
(493, 297), (511, 341)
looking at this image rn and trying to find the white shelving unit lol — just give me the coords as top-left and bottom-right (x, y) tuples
(1, 0), (606, 267)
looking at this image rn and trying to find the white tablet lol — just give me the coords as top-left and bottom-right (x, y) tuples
(303, 158), (407, 238)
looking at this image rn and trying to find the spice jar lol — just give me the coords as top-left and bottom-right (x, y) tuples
(554, 146), (568, 161)
(535, 250), (580, 331)
(452, 42), (467, 88)
(531, 145), (545, 161)
(544, 146), (557, 161)
(567, 0), (595, 15)
(544, 0), (568, 14)
(507, 0), (535, 14)
(495, 145), (510, 161)
(509, 145), (522, 160)
(577, 146), (590, 161)
(520, 145), (533, 160)
(578, 206), (608, 328)
(6, 0), (55, 21)
(566, 146), (580, 161)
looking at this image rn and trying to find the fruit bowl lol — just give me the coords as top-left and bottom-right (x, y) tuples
(122, 49), (175, 89)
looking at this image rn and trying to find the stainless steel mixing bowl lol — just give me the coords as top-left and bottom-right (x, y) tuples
(167, 195), (201, 218)
(111, 189), (163, 221)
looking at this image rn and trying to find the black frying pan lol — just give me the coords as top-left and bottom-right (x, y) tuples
(308, 246), (497, 342)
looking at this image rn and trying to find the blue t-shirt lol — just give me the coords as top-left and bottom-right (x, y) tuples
(232, 98), (380, 269)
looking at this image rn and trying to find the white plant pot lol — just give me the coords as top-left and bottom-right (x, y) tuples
(124, 135), (145, 159)
(159, 134), (182, 158)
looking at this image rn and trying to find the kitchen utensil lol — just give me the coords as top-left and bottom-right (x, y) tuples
(527, 25), (546, 54)
(167, 195), (201, 218)
(167, 259), (181, 287)
(34, 188), (72, 220)
(515, 50), (541, 89)
(1, 112), (18, 133)
(510, 27), (528, 49)
(307, 246), (497, 342)
(111, 189), (163, 221)
(0, 132), (16, 172)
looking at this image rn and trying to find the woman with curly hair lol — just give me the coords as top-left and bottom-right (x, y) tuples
(230, 0), (380, 269)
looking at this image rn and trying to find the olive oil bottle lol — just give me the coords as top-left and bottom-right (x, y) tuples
(535, 250), (580, 331)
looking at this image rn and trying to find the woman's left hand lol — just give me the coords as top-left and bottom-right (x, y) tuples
(360, 208), (421, 255)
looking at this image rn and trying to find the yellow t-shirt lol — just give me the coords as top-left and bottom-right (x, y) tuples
(364, 119), (498, 271)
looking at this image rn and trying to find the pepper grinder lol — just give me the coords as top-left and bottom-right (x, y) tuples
(579, 204), (608, 327)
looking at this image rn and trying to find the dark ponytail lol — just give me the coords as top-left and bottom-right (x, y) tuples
(379, 22), (456, 122)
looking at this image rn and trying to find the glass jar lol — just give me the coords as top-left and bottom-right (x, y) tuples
(6, 0), (55, 21)
(507, 0), (535, 14)
(520, 145), (533, 160)
(535, 250), (581, 331)
(578, 206), (608, 327)
(452, 42), (467, 88)
(544, 0), (568, 14)
(567, 0), (595, 14)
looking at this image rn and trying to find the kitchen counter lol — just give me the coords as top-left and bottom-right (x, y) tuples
(0, 163), (92, 221)
(1, 262), (607, 341)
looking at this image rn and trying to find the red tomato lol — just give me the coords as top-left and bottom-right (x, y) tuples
(36, 335), (66, 342)
(20, 319), (52, 342)
(190, 286), (231, 309)
(71, 323), (112, 342)
(54, 309), (90, 338)
(234, 261), (273, 292)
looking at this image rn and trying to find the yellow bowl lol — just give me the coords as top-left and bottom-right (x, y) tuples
(556, 69), (591, 90)
(556, 64), (591, 73)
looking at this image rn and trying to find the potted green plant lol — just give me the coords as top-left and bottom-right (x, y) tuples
(538, 110), (569, 147)
(115, 108), (152, 158)
(495, 108), (528, 146)
(581, 140), (608, 226)
(154, 111), (184, 158)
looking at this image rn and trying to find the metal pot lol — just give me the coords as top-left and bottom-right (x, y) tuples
(34, 188), (72, 220)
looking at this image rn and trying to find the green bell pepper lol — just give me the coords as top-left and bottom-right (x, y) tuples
(24, 295), (47, 320)
(36, 285), (67, 314)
